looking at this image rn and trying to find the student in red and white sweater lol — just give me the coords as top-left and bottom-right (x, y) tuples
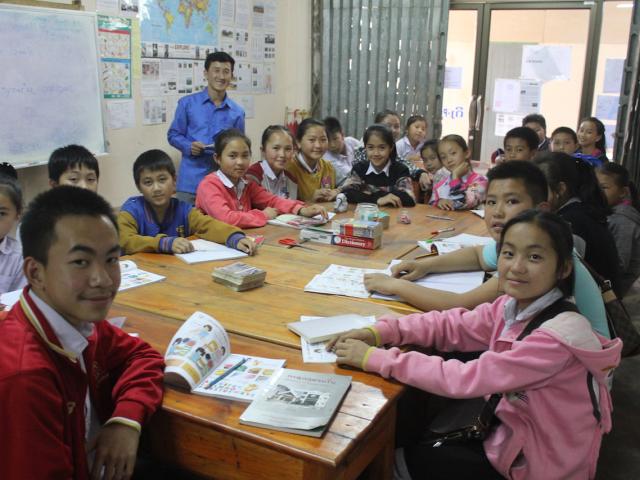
(0, 186), (164, 480)
(196, 128), (328, 228)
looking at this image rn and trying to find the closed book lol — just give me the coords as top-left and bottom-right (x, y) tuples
(287, 314), (376, 343)
(333, 234), (381, 250)
(239, 369), (351, 437)
(212, 262), (266, 284)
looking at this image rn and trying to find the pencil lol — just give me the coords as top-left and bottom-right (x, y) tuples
(425, 214), (453, 221)
(204, 357), (248, 389)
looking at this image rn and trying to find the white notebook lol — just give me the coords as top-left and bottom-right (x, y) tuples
(175, 239), (247, 264)
(287, 314), (376, 343)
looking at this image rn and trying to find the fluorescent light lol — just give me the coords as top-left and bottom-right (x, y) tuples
(617, 2), (633, 8)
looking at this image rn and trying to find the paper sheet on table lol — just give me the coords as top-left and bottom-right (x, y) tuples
(471, 209), (485, 218)
(418, 233), (493, 254)
(304, 264), (388, 299)
(371, 260), (485, 301)
(300, 316), (337, 363)
(175, 239), (248, 264)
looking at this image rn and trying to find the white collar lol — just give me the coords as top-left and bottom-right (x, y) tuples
(296, 152), (319, 174)
(0, 235), (15, 254)
(502, 287), (565, 334)
(216, 169), (246, 189)
(366, 161), (391, 176)
(260, 159), (283, 181)
(28, 290), (93, 364)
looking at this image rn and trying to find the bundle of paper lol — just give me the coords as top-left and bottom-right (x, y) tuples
(268, 212), (335, 229)
(212, 262), (267, 291)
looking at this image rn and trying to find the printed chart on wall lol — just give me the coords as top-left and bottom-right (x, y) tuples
(98, 16), (132, 98)
(139, 0), (276, 125)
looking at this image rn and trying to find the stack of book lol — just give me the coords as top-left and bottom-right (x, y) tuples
(211, 262), (267, 291)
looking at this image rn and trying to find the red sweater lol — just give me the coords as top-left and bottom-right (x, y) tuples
(196, 172), (305, 228)
(0, 289), (165, 480)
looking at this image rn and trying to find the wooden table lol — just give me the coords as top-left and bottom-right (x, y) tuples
(116, 305), (403, 480)
(113, 204), (487, 479)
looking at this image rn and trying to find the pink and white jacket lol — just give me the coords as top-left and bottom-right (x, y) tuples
(365, 295), (621, 480)
(429, 170), (487, 209)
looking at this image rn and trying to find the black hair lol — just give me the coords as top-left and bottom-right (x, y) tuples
(322, 116), (344, 136)
(295, 118), (327, 142)
(534, 151), (609, 220)
(487, 160), (548, 205)
(551, 126), (578, 144)
(405, 114), (427, 130)
(0, 163), (23, 215)
(48, 145), (100, 182)
(420, 139), (440, 157)
(579, 117), (607, 152)
(374, 109), (400, 123)
(598, 162), (640, 211)
(522, 113), (547, 131)
(498, 210), (575, 296)
(505, 127), (539, 151)
(205, 51), (235, 71)
(214, 128), (251, 157)
(260, 125), (294, 149)
(438, 134), (471, 165)
(20, 186), (117, 265)
(362, 124), (398, 163)
(133, 149), (176, 186)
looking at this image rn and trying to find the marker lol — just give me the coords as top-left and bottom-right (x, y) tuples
(430, 227), (455, 235)
(425, 214), (453, 221)
(204, 357), (248, 389)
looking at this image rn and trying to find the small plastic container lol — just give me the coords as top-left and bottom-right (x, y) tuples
(397, 209), (411, 224)
(334, 193), (348, 213)
(354, 203), (379, 222)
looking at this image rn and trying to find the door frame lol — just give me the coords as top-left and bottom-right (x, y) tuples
(450, 0), (603, 157)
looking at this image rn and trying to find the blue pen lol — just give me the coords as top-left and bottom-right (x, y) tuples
(204, 357), (248, 389)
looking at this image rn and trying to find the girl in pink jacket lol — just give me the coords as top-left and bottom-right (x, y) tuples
(196, 129), (327, 228)
(330, 210), (621, 479)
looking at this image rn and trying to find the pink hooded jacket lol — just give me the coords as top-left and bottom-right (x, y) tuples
(365, 295), (622, 480)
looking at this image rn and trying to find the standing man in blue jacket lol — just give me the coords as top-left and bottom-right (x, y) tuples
(168, 51), (245, 204)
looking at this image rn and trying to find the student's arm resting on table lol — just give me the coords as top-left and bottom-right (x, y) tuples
(188, 209), (245, 248)
(247, 182), (305, 214)
(390, 175), (416, 206)
(390, 245), (490, 281)
(196, 181), (270, 228)
(0, 371), (75, 478)
(364, 274), (500, 312)
(118, 210), (185, 254)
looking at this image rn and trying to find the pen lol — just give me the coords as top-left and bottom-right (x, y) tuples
(204, 357), (248, 389)
(430, 227), (455, 235)
(415, 251), (438, 259)
(425, 214), (453, 221)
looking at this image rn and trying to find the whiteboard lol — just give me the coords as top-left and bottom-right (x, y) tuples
(0, 5), (106, 168)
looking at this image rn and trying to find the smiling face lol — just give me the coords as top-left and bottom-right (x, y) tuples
(137, 168), (175, 214)
(407, 120), (427, 146)
(262, 130), (294, 174)
(205, 61), (233, 96)
(298, 125), (328, 165)
(365, 132), (392, 170)
(551, 132), (578, 154)
(577, 121), (601, 150)
(484, 179), (538, 240)
(25, 214), (121, 327)
(505, 137), (535, 162)
(216, 138), (252, 184)
(438, 140), (469, 172)
(498, 222), (571, 310)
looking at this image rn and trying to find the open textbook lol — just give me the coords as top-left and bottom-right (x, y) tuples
(239, 368), (351, 437)
(164, 311), (285, 402)
(175, 239), (248, 264)
(418, 233), (493, 255)
(119, 260), (165, 291)
(268, 212), (335, 229)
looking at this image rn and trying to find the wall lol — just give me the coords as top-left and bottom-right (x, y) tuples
(16, 0), (312, 207)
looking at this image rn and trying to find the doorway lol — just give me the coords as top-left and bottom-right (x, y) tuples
(442, 1), (633, 163)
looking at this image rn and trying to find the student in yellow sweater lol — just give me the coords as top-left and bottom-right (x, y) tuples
(286, 118), (339, 202)
(118, 149), (256, 255)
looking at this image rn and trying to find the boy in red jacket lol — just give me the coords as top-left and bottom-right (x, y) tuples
(0, 186), (164, 480)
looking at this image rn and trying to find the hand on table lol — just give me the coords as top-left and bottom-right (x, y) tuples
(237, 237), (257, 255)
(89, 422), (140, 480)
(436, 199), (454, 211)
(299, 205), (328, 219)
(172, 237), (194, 254)
(326, 327), (376, 352)
(390, 259), (429, 281)
(363, 273), (401, 295)
(262, 207), (279, 219)
(377, 193), (402, 208)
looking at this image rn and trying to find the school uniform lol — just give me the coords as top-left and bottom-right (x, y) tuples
(607, 202), (640, 297)
(577, 148), (609, 164)
(246, 159), (299, 200)
(196, 170), (305, 228)
(322, 136), (362, 186)
(285, 153), (336, 202)
(0, 289), (165, 479)
(167, 90), (245, 196)
(0, 236), (26, 294)
(118, 196), (244, 254)
(430, 171), (487, 210)
(364, 291), (621, 479)
(354, 146), (426, 181)
(395, 136), (425, 160)
(341, 159), (416, 206)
